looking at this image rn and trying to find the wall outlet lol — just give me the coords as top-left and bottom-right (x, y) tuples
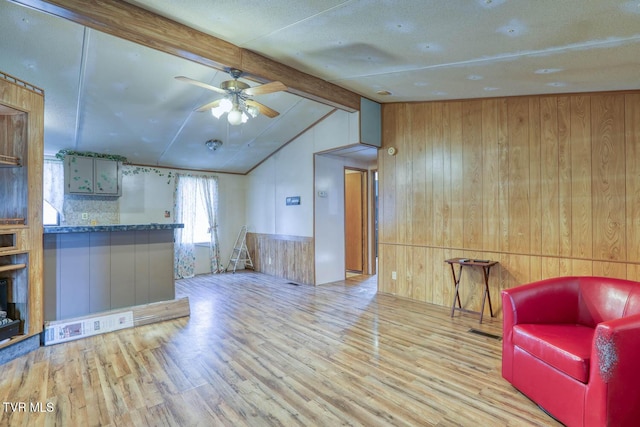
(81, 213), (88, 220)
(391, 271), (397, 280)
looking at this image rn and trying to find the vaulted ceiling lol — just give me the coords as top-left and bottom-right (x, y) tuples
(2, 0), (639, 173)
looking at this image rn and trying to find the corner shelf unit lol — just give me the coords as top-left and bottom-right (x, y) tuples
(0, 71), (44, 354)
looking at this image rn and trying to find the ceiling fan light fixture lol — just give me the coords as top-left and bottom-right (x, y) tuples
(211, 97), (233, 118)
(220, 98), (233, 110)
(177, 70), (285, 125)
(246, 104), (259, 118)
(227, 108), (243, 125)
(211, 106), (224, 119)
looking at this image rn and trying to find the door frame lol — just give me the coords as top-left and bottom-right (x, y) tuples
(344, 167), (369, 275)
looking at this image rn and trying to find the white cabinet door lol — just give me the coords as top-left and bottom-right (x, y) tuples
(65, 155), (94, 193)
(94, 158), (120, 195)
(64, 156), (122, 196)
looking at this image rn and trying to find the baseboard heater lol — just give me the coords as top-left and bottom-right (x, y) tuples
(43, 297), (190, 346)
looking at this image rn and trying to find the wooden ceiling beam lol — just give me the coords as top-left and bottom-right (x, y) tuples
(10, 0), (361, 112)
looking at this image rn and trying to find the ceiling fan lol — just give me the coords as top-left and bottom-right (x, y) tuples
(176, 68), (287, 125)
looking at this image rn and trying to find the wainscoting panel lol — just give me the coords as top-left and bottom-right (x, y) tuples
(246, 233), (314, 285)
(379, 91), (640, 318)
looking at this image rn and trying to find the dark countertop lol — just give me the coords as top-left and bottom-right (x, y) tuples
(44, 223), (184, 234)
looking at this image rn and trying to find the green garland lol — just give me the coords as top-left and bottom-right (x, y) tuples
(55, 150), (174, 184)
(55, 149), (128, 163)
(122, 165), (174, 184)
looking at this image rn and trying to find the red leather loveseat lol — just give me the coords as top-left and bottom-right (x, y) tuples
(501, 276), (640, 427)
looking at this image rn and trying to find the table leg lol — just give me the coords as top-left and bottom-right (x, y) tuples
(479, 265), (494, 323)
(449, 263), (463, 317)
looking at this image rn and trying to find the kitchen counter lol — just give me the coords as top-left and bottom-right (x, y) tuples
(44, 223), (182, 321)
(44, 223), (184, 234)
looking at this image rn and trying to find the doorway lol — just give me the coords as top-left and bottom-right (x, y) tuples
(344, 168), (367, 275)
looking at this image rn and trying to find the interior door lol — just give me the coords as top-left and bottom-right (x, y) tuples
(345, 169), (365, 273)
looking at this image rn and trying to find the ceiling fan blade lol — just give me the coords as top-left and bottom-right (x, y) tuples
(195, 99), (222, 112)
(246, 100), (280, 118)
(175, 76), (227, 95)
(244, 81), (287, 96)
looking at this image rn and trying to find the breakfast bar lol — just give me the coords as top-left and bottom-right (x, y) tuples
(43, 223), (183, 321)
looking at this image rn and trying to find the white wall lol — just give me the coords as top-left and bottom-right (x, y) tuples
(246, 109), (360, 237)
(119, 166), (246, 274)
(314, 154), (376, 285)
(314, 154), (346, 284)
(119, 167), (174, 224)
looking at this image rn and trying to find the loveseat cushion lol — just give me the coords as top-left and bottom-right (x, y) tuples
(513, 323), (594, 383)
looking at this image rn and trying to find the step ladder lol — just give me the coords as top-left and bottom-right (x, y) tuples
(226, 225), (254, 273)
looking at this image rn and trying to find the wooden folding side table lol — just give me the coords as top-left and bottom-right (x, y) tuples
(445, 258), (498, 323)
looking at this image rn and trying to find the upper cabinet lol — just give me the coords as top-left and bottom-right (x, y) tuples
(359, 97), (381, 147)
(64, 155), (122, 196)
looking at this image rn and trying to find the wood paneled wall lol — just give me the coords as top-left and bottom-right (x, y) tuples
(378, 91), (640, 317)
(246, 233), (314, 285)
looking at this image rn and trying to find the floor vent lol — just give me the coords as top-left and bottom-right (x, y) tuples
(286, 282), (300, 286)
(468, 328), (502, 340)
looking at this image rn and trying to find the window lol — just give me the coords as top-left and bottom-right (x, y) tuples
(173, 174), (222, 278)
(193, 192), (211, 244)
(43, 158), (65, 224)
(43, 200), (60, 226)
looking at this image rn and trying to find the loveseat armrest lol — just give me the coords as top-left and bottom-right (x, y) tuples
(585, 314), (640, 427)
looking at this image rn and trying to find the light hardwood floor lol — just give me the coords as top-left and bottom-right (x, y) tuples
(0, 272), (560, 426)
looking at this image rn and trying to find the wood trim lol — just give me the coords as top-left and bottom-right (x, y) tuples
(240, 50), (359, 111)
(10, 0), (361, 112)
(43, 297), (190, 329)
(132, 297), (190, 327)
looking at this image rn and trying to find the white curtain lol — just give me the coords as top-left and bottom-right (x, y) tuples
(43, 158), (65, 222)
(173, 173), (222, 278)
(200, 175), (223, 273)
(174, 174), (197, 279)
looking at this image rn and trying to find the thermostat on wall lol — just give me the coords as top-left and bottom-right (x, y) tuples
(387, 146), (397, 156)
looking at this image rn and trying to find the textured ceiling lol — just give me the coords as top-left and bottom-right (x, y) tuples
(2, 0), (639, 173)
(0, 1), (336, 173)
(124, 0), (640, 103)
